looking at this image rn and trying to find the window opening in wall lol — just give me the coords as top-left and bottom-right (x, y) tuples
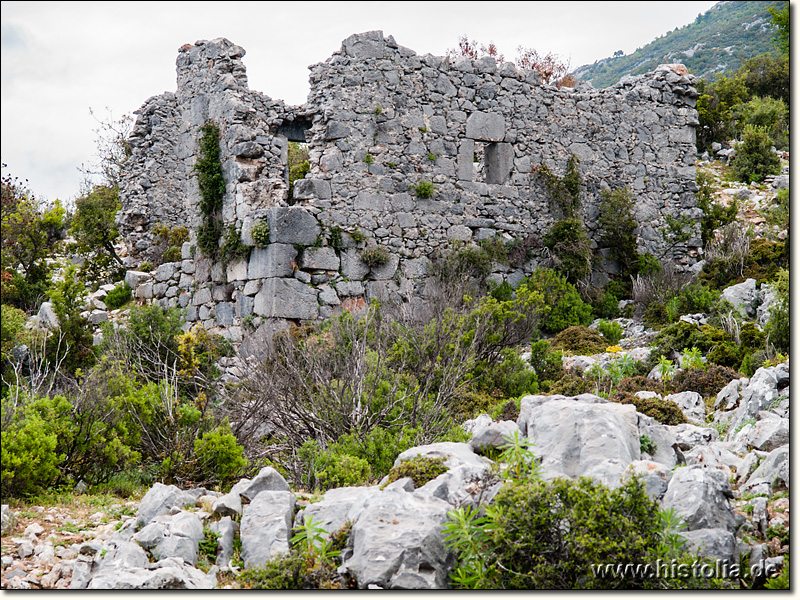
(276, 116), (312, 201)
(473, 141), (513, 184)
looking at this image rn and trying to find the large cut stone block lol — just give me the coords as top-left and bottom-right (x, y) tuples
(268, 207), (320, 245)
(465, 111), (505, 142)
(248, 244), (297, 279)
(254, 278), (319, 320)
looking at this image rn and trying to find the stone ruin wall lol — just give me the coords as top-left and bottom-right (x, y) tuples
(117, 32), (702, 342)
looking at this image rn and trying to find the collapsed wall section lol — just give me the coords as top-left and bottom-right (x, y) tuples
(117, 32), (702, 341)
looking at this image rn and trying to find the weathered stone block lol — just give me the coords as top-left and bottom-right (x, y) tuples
(269, 207), (320, 245)
(248, 244), (297, 279)
(465, 111), (505, 142)
(301, 247), (339, 271)
(254, 278), (319, 319)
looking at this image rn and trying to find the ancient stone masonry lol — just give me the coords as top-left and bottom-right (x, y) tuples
(117, 32), (702, 340)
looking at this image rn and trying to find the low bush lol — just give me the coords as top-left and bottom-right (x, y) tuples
(525, 268), (592, 334)
(251, 220), (271, 248)
(549, 325), (607, 355)
(528, 339), (564, 383)
(615, 376), (668, 397)
(444, 476), (667, 589)
(613, 393), (687, 426)
(549, 372), (593, 396)
(385, 455), (448, 488)
(411, 180), (435, 198)
(665, 283), (720, 322)
(472, 348), (539, 399)
(597, 320), (623, 345)
(671, 365), (741, 399)
(192, 425), (248, 488)
(104, 283), (132, 310)
(360, 247), (390, 268)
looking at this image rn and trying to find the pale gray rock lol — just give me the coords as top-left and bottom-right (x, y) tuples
(240, 490), (295, 568)
(136, 483), (197, 528)
(661, 465), (737, 532)
(469, 420), (520, 453)
(240, 466), (290, 501)
(518, 395), (640, 488)
(664, 391), (705, 425)
(681, 528), (737, 564)
(340, 488), (455, 589)
(622, 460), (672, 500)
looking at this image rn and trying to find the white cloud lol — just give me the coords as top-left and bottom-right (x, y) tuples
(1, 0), (719, 203)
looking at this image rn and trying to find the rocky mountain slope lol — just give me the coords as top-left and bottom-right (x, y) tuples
(573, 1), (786, 88)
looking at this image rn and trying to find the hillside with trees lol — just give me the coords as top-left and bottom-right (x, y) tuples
(573, 1), (787, 88)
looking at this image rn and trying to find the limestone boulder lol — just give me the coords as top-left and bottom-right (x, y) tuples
(340, 488), (455, 589)
(518, 394), (640, 488)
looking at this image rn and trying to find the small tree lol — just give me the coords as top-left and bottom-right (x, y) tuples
(71, 185), (124, 284)
(730, 125), (781, 183)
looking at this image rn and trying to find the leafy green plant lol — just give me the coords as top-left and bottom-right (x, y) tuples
(597, 320), (623, 345)
(680, 347), (704, 371)
(528, 339), (564, 383)
(657, 355), (676, 382)
(138, 260), (153, 272)
(656, 507), (688, 559)
(640, 434), (657, 455)
(192, 425), (248, 488)
(444, 476), (669, 589)
(363, 152), (373, 165)
(410, 180), (435, 199)
(198, 526), (220, 562)
(251, 219), (271, 248)
(764, 268), (788, 352)
(288, 142), (310, 199)
(220, 225), (251, 265)
(498, 431), (538, 480)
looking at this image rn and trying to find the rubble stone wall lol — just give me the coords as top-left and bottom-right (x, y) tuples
(117, 32), (702, 340)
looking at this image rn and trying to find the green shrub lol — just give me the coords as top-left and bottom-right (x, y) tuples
(597, 320), (623, 345)
(360, 247), (391, 268)
(193, 425), (248, 488)
(613, 394), (687, 426)
(730, 125), (782, 183)
(288, 142), (310, 199)
(410, 180), (435, 199)
(1, 304), (28, 359)
(385, 455), (447, 488)
(549, 372), (593, 396)
(104, 283), (132, 310)
(763, 268), (788, 352)
(649, 322), (728, 369)
(741, 238), (788, 284)
(542, 218), (592, 282)
(139, 260), (153, 272)
(299, 441), (373, 491)
(444, 476), (665, 589)
(671, 365), (741, 398)
(598, 187), (639, 277)
(640, 434), (657, 455)
(1, 394), (66, 497)
(550, 325), (608, 355)
(220, 225), (251, 265)
(126, 304), (183, 361)
(47, 265), (95, 374)
(472, 348), (539, 398)
(706, 342), (741, 369)
(528, 339), (564, 383)
(525, 268), (592, 334)
(535, 155), (582, 220)
(665, 283), (720, 322)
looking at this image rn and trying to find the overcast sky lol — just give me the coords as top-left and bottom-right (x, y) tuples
(2, 1), (723, 205)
